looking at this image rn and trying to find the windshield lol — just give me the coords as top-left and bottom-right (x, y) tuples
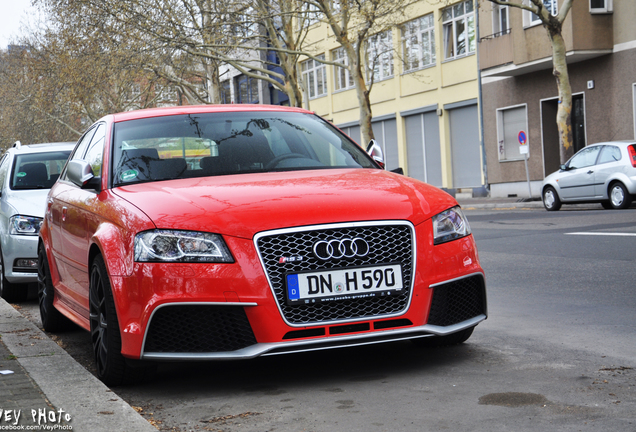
(112, 111), (377, 186)
(11, 151), (72, 190)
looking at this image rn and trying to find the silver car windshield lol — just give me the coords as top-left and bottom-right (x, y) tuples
(10, 151), (72, 190)
(112, 112), (377, 186)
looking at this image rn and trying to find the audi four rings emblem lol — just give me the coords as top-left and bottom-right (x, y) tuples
(313, 238), (370, 260)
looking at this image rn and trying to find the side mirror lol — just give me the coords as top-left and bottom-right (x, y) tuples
(67, 160), (101, 192)
(559, 164), (568, 171)
(366, 139), (385, 168)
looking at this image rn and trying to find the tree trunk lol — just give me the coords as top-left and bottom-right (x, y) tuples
(349, 45), (375, 145)
(546, 23), (573, 164)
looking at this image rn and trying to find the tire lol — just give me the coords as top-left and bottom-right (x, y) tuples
(542, 186), (562, 211)
(601, 201), (613, 210)
(90, 255), (154, 386)
(37, 245), (72, 331)
(608, 182), (632, 209)
(412, 326), (475, 348)
(0, 247), (28, 302)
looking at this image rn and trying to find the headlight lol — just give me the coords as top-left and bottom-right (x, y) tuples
(432, 206), (471, 245)
(9, 215), (43, 236)
(134, 230), (234, 263)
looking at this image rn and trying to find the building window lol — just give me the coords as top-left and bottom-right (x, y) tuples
(402, 14), (435, 73)
(300, 2), (321, 28)
(496, 105), (528, 161)
(590, 0), (613, 14)
(332, 47), (354, 91)
(155, 84), (178, 106)
(235, 75), (259, 104)
(524, 0), (557, 27)
(301, 55), (327, 99)
(220, 80), (232, 104)
(442, 0), (475, 60)
(366, 30), (394, 82)
(492, 3), (509, 35)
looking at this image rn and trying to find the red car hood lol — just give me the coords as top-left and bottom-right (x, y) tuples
(112, 169), (456, 238)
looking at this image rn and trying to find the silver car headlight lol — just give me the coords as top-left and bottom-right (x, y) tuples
(9, 215), (43, 236)
(432, 206), (471, 245)
(134, 230), (234, 263)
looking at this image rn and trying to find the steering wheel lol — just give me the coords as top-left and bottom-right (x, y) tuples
(265, 153), (307, 169)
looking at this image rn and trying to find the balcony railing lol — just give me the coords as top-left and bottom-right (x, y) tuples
(478, 29), (513, 70)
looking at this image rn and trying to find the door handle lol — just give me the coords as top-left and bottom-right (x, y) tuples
(587, 170), (594, 174)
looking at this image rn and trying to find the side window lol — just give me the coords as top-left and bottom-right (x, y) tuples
(83, 124), (105, 177)
(0, 155), (9, 190)
(597, 145), (621, 164)
(61, 127), (97, 181)
(568, 146), (601, 169)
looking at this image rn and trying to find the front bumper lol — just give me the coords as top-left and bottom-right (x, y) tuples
(3, 234), (38, 283)
(138, 271), (487, 361)
(142, 314), (486, 361)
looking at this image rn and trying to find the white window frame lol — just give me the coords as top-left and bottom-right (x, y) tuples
(402, 14), (435, 73)
(590, 0), (613, 14)
(523, 0), (558, 28)
(301, 55), (328, 99)
(366, 30), (394, 83)
(492, 3), (510, 35)
(442, 0), (476, 61)
(496, 104), (529, 162)
(332, 47), (355, 92)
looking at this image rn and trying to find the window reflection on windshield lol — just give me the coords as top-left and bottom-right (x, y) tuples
(112, 112), (376, 186)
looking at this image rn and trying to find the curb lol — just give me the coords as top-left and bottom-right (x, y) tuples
(0, 299), (157, 431)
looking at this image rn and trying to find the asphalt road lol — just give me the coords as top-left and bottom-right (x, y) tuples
(14, 206), (636, 431)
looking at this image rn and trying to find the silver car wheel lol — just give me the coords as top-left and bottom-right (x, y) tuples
(544, 190), (555, 207)
(610, 184), (625, 207)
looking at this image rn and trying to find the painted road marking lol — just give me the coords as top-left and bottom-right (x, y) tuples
(565, 232), (636, 237)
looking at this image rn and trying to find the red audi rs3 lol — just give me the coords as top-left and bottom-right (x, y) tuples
(38, 105), (487, 385)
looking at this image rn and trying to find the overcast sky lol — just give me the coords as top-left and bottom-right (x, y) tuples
(0, 0), (41, 48)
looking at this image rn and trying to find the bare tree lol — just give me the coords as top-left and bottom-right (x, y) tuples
(487, 0), (574, 163)
(307, 0), (417, 146)
(40, 0), (316, 107)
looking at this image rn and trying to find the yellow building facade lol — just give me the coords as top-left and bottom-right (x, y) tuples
(300, 0), (485, 192)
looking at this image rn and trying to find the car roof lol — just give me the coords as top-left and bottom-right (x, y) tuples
(10, 142), (76, 154)
(587, 140), (636, 148)
(110, 104), (314, 123)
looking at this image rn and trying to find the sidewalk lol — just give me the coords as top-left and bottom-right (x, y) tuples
(0, 299), (156, 431)
(456, 195), (546, 210)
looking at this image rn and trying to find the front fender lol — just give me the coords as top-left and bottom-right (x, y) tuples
(90, 222), (132, 279)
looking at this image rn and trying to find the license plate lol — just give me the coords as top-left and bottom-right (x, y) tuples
(285, 264), (403, 305)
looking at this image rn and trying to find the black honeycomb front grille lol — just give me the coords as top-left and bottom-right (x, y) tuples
(427, 275), (486, 326)
(144, 305), (257, 353)
(256, 223), (414, 325)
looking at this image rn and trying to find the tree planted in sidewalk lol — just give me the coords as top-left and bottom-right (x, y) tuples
(486, 0), (574, 164)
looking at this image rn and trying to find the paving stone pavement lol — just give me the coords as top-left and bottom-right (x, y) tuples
(0, 299), (157, 431)
(0, 337), (56, 427)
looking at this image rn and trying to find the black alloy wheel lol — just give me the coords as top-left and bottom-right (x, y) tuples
(89, 255), (128, 386)
(89, 256), (155, 386)
(37, 245), (70, 331)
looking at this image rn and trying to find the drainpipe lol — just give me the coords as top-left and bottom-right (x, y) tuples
(475, 0), (489, 195)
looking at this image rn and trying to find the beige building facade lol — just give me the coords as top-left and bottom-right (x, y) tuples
(300, 0), (485, 193)
(479, 0), (636, 198)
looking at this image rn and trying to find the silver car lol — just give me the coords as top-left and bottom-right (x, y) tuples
(542, 141), (636, 211)
(0, 141), (74, 302)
